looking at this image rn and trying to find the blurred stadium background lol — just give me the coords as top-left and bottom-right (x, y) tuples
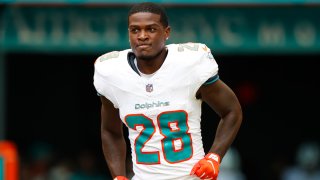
(1, 0), (320, 180)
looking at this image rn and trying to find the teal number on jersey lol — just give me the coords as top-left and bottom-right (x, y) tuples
(125, 111), (192, 164)
(158, 111), (192, 163)
(126, 115), (160, 164)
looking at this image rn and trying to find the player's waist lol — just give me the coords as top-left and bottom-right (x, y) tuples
(132, 158), (202, 180)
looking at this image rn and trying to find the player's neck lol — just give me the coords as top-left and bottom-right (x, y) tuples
(137, 47), (168, 75)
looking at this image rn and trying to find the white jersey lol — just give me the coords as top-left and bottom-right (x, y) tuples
(94, 43), (219, 180)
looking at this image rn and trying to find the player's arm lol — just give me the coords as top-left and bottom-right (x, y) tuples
(191, 79), (242, 179)
(100, 95), (128, 179)
(199, 79), (242, 158)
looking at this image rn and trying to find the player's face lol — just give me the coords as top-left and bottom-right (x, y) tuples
(128, 12), (170, 60)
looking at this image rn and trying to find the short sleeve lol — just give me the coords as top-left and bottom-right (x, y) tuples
(197, 50), (219, 86)
(93, 58), (119, 109)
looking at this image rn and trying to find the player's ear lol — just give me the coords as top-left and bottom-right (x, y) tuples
(165, 26), (171, 40)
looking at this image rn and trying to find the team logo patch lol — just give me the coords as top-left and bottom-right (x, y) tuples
(146, 84), (153, 93)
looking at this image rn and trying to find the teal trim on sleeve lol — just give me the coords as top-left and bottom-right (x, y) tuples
(204, 74), (219, 85)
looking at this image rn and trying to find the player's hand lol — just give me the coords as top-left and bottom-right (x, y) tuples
(190, 153), (221, 180)
(113, 176), (129, 180)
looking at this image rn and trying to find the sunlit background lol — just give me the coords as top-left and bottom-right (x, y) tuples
(1, 0), (320, 180)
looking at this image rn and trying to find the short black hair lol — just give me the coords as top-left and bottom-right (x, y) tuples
(128, 2), (169, 27)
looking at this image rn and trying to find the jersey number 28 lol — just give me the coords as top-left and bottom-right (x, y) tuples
(125, 110), (193, 164)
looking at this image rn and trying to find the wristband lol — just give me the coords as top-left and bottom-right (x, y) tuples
(205, 152), (221, 163)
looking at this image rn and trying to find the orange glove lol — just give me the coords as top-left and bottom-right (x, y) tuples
(190, 153), (221, 180)
(113, 176), (128, 180)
